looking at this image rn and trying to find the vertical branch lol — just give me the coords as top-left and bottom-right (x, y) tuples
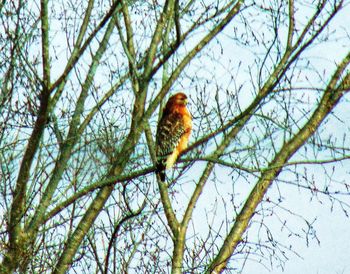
(286, 0), (295, 48)
(41, 0), (51, 88)
(116, 1), (139, 94)
(143, 0), (175, 79)
(3, 0), (51, 272)
(144, 122), (182, 273)
(0, 0), (23, 108)
(174, 0), (181, 45)
(144, 124), (180, 234)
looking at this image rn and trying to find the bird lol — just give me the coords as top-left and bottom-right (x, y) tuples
(155, 92), (192, 181)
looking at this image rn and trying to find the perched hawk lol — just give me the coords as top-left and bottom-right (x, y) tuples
(156, 93), (192, 181)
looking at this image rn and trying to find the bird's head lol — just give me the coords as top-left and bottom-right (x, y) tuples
(162, 92), (190, 116)
(168, 92), (188, 106)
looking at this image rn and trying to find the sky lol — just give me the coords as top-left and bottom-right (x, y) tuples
(242, 183), (350, 274)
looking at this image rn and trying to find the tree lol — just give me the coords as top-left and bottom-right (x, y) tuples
(1, 0), (350, 273)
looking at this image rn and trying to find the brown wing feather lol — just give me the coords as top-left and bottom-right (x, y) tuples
(156, 112), (185, 161)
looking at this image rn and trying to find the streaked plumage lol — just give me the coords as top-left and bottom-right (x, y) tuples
(156, 93), (192, 181)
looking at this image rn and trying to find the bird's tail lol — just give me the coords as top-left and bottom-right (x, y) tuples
(156, 161), (166, 181)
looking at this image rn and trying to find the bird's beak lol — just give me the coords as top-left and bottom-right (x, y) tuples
(184, 99), (188, 105)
